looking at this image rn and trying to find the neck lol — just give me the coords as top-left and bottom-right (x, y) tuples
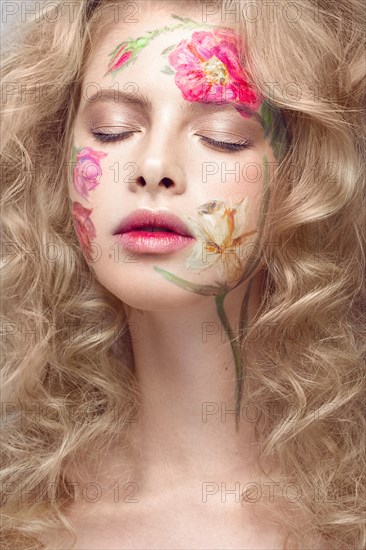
(126, 269), (266, 493)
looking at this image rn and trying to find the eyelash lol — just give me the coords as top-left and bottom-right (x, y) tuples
(198, 135), (254, 152)
(91, 131), (135, 143)
(91, 131), (254, 152)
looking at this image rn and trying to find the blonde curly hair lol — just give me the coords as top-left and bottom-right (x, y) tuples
(1, 0), (365, 548)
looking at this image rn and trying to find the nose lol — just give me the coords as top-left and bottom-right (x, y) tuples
(127, 125), (187, 196)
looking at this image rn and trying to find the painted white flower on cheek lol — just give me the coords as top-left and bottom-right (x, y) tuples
(184, 196), (257, 285)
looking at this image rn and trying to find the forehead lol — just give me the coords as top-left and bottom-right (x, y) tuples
(78, 4), (263, 125)
(83, 5), (242, 79)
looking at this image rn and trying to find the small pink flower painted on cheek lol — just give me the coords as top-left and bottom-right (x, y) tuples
(167, 28), (262, 112)
(72, 201), (97, 262)
(73, 147), (108, 201)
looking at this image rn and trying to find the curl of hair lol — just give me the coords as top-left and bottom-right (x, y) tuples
(1, 1), (365, 548)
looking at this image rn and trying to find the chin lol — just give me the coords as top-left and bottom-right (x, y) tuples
(96, 274), (210, 312)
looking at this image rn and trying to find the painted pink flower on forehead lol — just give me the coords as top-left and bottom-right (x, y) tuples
(167, 28), (262, 111)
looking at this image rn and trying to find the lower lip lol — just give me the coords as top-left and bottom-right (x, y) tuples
(114, 230), (196, 254)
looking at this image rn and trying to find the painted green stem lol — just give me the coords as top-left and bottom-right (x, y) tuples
(105, 15), (219, 77)
(152, 266), (229, 296)
(239, 277), (253, 349)
(215, 293), (244, 428)
(152, 154), (272, 430)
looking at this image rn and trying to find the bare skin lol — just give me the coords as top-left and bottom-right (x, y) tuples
(58, 3), (325, 549)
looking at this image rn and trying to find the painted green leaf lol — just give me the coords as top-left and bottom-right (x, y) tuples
(259, 100), (273, 138)
(170, 14), (190, 22)
(108, 41), (128, 57)
(71, 145), (82, 164)
(260, 101), (288, 162)
(161, 66), (175, 75)
(135, 36), (150, 48)
(161, 44), (176, 55)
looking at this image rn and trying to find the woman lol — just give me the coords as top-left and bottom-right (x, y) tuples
(1, 0), (365, 548)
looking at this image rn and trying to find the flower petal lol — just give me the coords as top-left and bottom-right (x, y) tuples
(231, 197), (250, 240)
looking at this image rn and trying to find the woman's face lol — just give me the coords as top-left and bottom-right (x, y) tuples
(69, 7), (279, 309)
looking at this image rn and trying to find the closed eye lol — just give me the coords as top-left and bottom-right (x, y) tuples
(90, 130), (254, 151)
(91, 131), (137, 143)
(198, 135), (254, 152)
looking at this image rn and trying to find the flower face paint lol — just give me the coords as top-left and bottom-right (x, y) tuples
(183, 196), (257, 286)
(166, 28), (261, 110)
(72, 201), (97, 261)
(69, 145), (108, 260)
(105, 14), (211, 74)
(72, 9), (287, 424)
(72, 146), (108, 201)
(106, 16), (260, 110)
(105, 14), (286, 159)
(153, 155), (271, 424)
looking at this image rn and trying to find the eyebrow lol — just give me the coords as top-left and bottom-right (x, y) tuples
(81, 88), (263, 124)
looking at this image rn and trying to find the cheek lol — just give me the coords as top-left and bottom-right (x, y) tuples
(70, 200), (97, 262)
(70, 145), (108, 200)
(196, 149), (269, 230)
(68, 145), (109, 260)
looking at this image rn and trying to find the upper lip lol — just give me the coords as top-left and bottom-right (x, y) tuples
(113, 208), (195, 238)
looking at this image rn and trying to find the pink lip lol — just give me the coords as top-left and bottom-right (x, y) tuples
(113, 208), (196, 255)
